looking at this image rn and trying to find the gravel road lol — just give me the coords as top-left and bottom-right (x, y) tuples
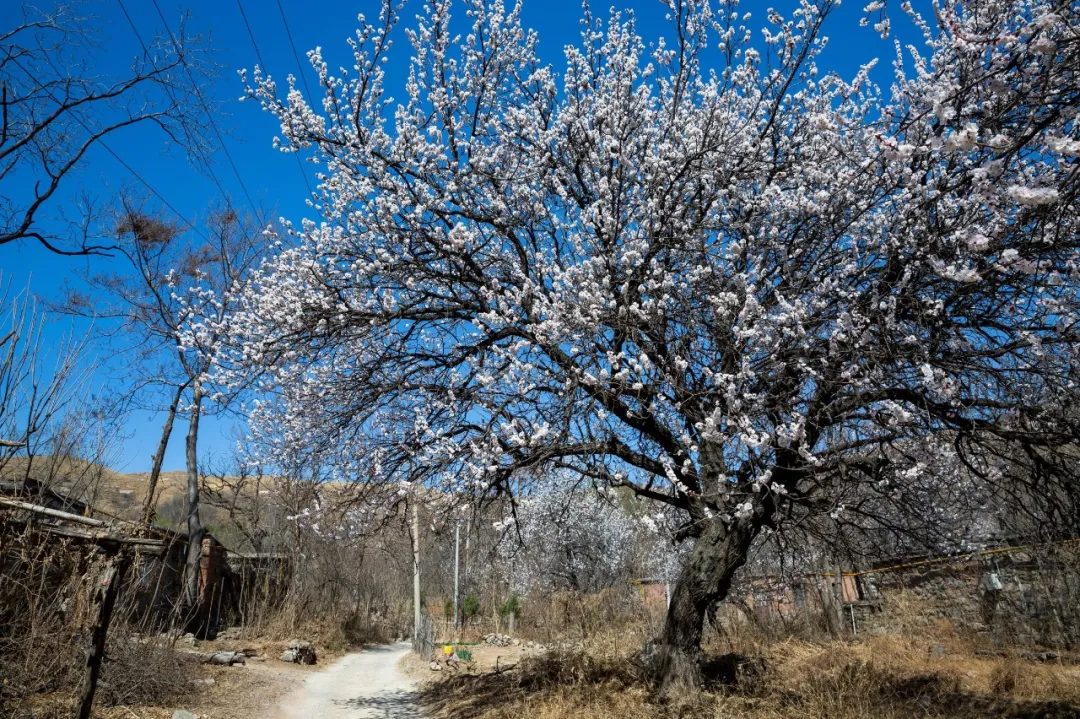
(274, 642), (423, 718)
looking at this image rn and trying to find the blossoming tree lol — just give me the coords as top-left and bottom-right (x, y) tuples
(492, 477), (679, 596)
(222, 0), (1080, 687)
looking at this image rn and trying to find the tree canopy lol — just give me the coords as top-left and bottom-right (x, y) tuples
(217, 0), (1080, 682)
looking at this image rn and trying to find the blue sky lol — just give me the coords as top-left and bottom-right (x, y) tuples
(0, 0), (911, 473)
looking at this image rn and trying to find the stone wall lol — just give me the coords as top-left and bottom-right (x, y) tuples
(724, 542), (1080, 649)
(850, 545), (1080, 649)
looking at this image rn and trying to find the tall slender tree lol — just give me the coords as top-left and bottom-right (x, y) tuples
(63, 203), (260, 619)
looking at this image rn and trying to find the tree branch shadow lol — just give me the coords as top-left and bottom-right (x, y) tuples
(339, 688), (424, 718)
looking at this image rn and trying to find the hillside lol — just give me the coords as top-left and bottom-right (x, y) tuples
(0, 456), (284, 550)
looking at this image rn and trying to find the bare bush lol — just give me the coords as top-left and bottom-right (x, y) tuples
(0, 529), (85, 704)
(0, 527), (202, 715)
(96, 633), (200, 708)
(0, 2), (212, 255)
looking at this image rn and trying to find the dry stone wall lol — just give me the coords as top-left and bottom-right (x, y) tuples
(851, 546), (1080, 649)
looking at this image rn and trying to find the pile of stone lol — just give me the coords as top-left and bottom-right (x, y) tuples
(280, 639), (317, 665)
(482, 633), (521, 647)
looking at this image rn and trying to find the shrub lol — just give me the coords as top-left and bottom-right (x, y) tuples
(341, 611), (388, 646)
(498, 594), (521, 618)
(98, 635), (201, 708)
(463, 593), (481, 619)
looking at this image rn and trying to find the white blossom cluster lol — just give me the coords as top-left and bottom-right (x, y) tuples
(211, 0), (1080, 557)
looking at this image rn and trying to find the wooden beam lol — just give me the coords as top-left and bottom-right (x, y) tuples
(39, 524), (165, 552)
(0, 496), (107, 527)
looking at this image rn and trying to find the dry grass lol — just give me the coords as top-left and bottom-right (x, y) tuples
(97, 636), (202, 709)
(420, 646), (655, 719)
(417, 630), (1080, 719)
(246, 606), (390, 657)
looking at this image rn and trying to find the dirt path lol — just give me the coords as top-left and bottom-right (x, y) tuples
(273, 642), (423, 719)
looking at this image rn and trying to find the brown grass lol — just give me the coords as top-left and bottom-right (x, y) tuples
(417, 630), (1080, 719)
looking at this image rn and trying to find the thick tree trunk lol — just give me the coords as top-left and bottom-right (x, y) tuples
(139, 383), (186, 528)
(656, 517), (760, 696)
(183, 381), (205, 629)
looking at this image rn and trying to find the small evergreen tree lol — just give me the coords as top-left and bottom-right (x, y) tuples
(462, 593), (481, 622)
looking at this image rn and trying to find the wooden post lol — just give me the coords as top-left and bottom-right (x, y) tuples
(141, 383), (186, 528)
(462, 527), (470, 628)
(77, 552), (132, 719)
(183, 381), (205, 626)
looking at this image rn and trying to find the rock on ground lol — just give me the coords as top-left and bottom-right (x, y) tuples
(280, 639), (317, 665)
(206, 651), (246, 666)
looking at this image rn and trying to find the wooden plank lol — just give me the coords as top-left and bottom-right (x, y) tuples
(0, 509), (166, 553)
(0, 496), (107, 527)
(38, 524), (165, 551)
(0, 492), (110, 526)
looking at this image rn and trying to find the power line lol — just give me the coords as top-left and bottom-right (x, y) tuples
(117, 0), (264, 226)
(151, 0), (263, 223)
(6, 55), (210, 243)
(114, 0), (153, 62)
(275, 0), (316, 103)
(114, 0), (231, 212)
(147, 0), (263, 222)
(235, 0), (314, 197)
(234, 0), (267, 69)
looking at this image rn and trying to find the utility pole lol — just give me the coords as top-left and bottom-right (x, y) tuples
(453, 520), (461, 634)
(412, 499), (421, 644)
(463, 525), (471, 586)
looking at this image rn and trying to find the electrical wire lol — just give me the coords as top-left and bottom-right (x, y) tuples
(6, 55), (210, 242)
(116, 0), (264, 227)
(147, 0), (265, 223)
(275, 0), (316, 103)
(235, 0), (314, 198)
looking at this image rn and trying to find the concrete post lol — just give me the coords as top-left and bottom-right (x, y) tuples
(453, 521), (461, 633)
(412, 499), (421, 644)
